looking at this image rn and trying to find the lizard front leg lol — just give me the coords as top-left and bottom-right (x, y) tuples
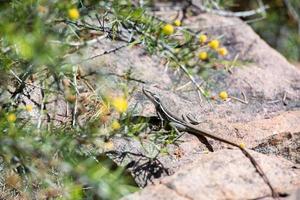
(169, 122), (187, 142)
(157, 110), (165, 129)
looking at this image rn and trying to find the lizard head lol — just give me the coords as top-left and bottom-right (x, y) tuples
(142, 86), (161, 105)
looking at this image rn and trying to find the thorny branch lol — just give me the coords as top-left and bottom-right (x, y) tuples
(80, 43), (133, 64)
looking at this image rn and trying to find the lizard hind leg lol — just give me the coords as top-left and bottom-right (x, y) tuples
(182, 113), (202, 125)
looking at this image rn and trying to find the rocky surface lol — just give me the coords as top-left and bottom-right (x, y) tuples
(122, 150), (300, 200)
(253, 132), (300, 164)
(69, 9), (300, 199)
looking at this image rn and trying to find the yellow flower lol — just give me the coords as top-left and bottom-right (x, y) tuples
(25, 104), (33, 112)
(208, 39), (220, 50)
(239, 142), (246, 149)
(217, 47), (228, 56)
(111, 120), (121, 130)
(7, 113), (16, 123)
(198, 34), (208, 44)
(162, 24), (174, 35)
(68, 8), (80, 20)
(37, 5), (48, 14)
(112, 97), (128, 113)
(174, 20), (181, 26)
(198, 51), (208, 61)
(219, 91), (228, 100)
(104, 141), (114, 150)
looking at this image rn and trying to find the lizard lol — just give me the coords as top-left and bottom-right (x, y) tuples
(142, 86), (279, 199)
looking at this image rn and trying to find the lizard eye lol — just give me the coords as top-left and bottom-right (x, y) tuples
(153, 94), (160, 102)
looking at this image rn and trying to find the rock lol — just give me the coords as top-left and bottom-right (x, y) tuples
(205, 110), (300, 148)
(71, 39), (173, 88)
(74, 9), (300, 190)
(122, 185), (189, 200)
(253, 132), (300, 164)
(122, 149), (300, 200)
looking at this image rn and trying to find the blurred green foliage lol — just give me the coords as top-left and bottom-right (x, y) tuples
(226, 0), (300, 61)
(0, 1), (140, 199)
(0, 113), (137, 199)
(0, 0), (68, 67)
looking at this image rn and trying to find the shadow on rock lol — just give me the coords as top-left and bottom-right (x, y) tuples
(107, 151), (169, 187)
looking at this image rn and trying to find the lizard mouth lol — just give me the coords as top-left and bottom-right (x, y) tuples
(142, 86), (161, 104)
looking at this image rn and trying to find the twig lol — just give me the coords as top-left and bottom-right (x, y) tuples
(191, 2), (269, 18)
(229, 91), (248, 104)
(10, 66), (33, 99)
(61, 19), (130, 44)
(49, 33), (108, 47)
(164, 60), (170, 73)
(267, 100), (281, 104)
(283, 0), (300, 34)
(257, 0), (267, 17)
(282, 91), (287, 105)
(227, 53), (239, 73)
(72, 67), (79, 127)
(178, 63), (204, 104)
(161, 42), (210, 106)
(230, 95), (248, 104)
(241, 91), (248, 103)
(175, 81), (192, 91)
(37, 83), (45, 130)
(83, 79), (95, 93)
(79, 43), (133, 64)
(10, 69), (61, 94)
(105, 72), (146, 83)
